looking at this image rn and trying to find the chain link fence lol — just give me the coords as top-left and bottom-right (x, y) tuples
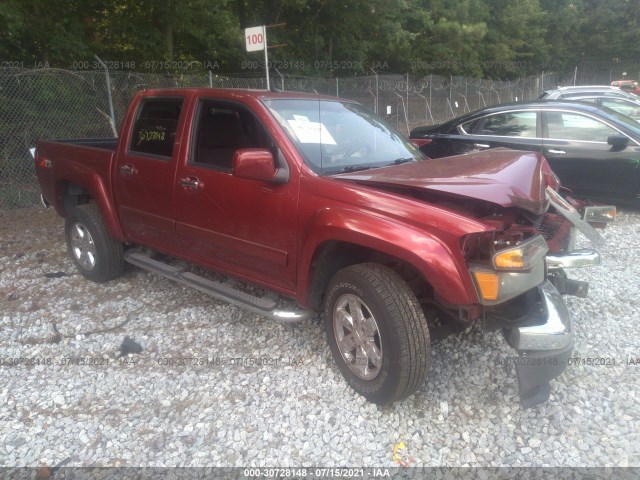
(1, 68), (560, 210)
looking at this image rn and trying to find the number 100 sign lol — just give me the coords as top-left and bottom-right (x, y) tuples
(245, 26), (265, 52)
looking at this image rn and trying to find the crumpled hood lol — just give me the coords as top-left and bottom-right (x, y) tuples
(334, 148), (557, 215)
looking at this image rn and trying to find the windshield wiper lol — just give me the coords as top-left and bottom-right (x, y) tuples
(336, 165), (374, 173)
(387, 157), (416, 166)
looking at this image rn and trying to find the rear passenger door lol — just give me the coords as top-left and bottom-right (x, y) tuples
(114, 96), (185, 249)
(423, 110), (542, 158)
(462, 110), (543, 154)
(174, 99), (299, 290)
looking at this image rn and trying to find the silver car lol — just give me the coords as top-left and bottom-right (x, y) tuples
(539, 85), (638, 101)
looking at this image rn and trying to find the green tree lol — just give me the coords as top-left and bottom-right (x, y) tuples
(482, 0), (548, 77)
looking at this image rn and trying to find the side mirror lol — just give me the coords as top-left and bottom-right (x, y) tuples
(607, 134), (629, 150)
(232, 148), (287, 184)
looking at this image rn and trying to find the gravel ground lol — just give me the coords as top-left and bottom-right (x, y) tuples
(0, 206), (639, 469)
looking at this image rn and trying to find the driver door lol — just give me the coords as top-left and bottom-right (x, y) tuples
(174, 99), (299, 291)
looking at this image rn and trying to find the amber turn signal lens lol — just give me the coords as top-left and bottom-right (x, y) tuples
(472, 271), (499, 301)
(491, 235), (548, 271)
(494, 250), (525, 269)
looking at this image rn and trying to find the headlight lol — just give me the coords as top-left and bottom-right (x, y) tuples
(492, 234), (548, 271)
(583, 205), (617, 224)
(468, 234), (548, 305)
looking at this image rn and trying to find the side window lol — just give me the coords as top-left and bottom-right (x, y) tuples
(479, 112), (537, 137)
(460, 119), (480, 134)
(574, 97), (597, 104)
(129, 98), (183, 158)
(546, 112), (618, 142)
(192, 101), (275, 170)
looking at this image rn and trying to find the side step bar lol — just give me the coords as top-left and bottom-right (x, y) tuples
(124, 251), (312, 323)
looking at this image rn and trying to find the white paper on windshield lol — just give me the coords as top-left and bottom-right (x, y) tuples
(287, 119), (336, 145)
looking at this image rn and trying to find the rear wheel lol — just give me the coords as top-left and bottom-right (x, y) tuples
(324, 263), (431, 405)
(65, 204), (124, 282)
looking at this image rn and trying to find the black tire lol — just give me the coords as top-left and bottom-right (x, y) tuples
(323, 263), (431, 405)
(65, 204), (124, 283)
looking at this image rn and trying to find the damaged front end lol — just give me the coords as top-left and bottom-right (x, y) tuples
(464, 187), (616, 408)
(336, 149), (616, 407)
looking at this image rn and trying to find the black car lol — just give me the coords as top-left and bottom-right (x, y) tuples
(410, 101), (640, 205)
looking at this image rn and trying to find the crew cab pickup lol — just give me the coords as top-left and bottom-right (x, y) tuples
(34, 88), (616, 408)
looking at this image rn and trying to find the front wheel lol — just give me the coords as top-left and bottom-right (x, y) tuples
(324, 263), (431, 405)
(65, 204), (124, 283)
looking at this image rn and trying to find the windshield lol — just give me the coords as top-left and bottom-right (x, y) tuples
(263, 99), (424, 175)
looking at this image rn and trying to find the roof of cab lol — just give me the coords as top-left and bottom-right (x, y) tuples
(136, 87), (347, 102)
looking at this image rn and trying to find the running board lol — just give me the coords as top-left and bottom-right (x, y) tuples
(124, 251), (312, 323)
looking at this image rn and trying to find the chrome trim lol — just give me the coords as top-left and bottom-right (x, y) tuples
(456, 107), (639, 146)
(508, 280), (573, 351)
(466, 134), (543, 140)
(40, 194), (50, 208)
(566, 226), (577, 252)
(546, 249), (601, 270)
(271, 310), (314, 322)
(546, 187), (606, 248)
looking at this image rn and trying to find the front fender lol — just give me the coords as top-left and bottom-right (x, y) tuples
(298, 207), (480, 307)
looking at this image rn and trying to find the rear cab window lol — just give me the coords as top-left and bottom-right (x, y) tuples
(129, 98), (184, 158)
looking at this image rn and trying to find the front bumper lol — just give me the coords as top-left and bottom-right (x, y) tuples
(502, 280), (574, 408)
(506, 280), (573, 351)
(547, 248), (601, 270)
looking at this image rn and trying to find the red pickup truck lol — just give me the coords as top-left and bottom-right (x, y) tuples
(34, 88), (615, 408)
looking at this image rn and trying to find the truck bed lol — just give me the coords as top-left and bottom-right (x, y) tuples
(35, 138), (118, 216)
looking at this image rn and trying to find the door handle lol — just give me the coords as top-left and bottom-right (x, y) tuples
(473, 143), (491, 148)
(119, 164), (138, 176)
(547, 149), (566, 155)
(179, 176), (204, 191)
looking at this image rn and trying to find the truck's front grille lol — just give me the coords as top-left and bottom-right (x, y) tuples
(537, 213), (574, 253)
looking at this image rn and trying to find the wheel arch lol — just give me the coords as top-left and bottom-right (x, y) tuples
(301, 219), (479, 311)
(305, 240), (434, 310)
(54, 175), (125, 241)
